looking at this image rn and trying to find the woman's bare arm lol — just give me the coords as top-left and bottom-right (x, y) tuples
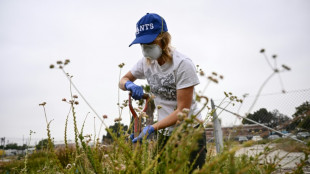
(119, 71), (136, 91)
(151, 86), (194, 130)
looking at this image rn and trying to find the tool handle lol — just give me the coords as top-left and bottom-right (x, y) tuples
(142, 93), (149, 99)
(128, 92), (150, 137)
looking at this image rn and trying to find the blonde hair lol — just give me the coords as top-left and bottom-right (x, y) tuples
(147, 32), (173, 64)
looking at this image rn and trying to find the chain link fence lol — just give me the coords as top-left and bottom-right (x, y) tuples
(207, 88), (310, 171)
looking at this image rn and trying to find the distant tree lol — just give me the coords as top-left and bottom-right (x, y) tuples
(102, 123), (128, 143)
(35, 139), (52, 150)
(3, 143), (27, 150)
(287, 101), (310, 131)
(17, 144), (27, 150)
(5, 143), (18, 150)
(242, 108), (290, 128)
(243, 108), (274, 126)
(293, 101), (310, 118)
(271, 109), (291, 128)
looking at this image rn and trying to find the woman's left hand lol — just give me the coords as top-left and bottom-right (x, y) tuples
(132, 125), (155, 143)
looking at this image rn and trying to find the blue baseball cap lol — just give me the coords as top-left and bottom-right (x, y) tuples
(129, 13), (168, 47)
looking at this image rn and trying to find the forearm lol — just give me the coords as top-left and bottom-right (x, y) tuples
(119, 77), (129, 91)
(152, 86), (194, 131)
(152, 109), (180, 130)
(119, 71), (136, 91)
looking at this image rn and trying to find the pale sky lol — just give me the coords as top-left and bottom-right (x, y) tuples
(1, 0), (309, 145)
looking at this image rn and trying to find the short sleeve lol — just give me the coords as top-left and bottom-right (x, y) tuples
(131, 58), (146, 79)
(175, 58), (200, 90)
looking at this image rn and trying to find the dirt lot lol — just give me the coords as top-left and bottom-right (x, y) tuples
(235, 144), (310, 173)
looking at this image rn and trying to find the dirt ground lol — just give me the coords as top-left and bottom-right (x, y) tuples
(235, 144), (310, 173)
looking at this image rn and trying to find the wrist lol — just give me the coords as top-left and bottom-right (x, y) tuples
(148, 125), (155, 134)
(124, 80), (133, 90)
(150, 124), (157, 131)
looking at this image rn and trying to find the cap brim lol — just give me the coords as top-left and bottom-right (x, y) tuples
(129, 33), (159, 47)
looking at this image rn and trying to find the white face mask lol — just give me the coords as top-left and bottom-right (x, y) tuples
(141, 44), (162, 60)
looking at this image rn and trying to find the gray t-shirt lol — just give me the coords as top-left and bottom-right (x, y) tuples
(131, 49), (201, 133)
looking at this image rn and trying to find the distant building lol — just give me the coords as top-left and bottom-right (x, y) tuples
(206, 124), (269, 140)
(3, 148), (35, 156)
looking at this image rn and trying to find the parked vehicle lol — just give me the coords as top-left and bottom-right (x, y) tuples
(268, 135), (280, 140)
(297, 132), (310, 140)
(283, 133), (297, 139)
(252, 135), (263, 141)
(236, 136), (248, 143)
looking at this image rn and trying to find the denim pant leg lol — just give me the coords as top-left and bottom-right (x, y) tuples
(189, 130), (207, 172)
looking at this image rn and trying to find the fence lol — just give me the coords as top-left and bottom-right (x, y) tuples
(207, 88), (310, 171)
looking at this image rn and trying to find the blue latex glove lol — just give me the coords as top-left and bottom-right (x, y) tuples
(125, 81), (144, 100)
(132, 125), (155, 143)
(129, 133), (134, 140)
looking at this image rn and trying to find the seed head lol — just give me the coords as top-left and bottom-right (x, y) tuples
(114, 117), (122, 122)
(260, 49), (265, 53)
(56, 61), (63, 64)
(177, 112), (185, 121)
(212, 72), (217, 76)
(213, 79), (218, 83)
(39, 102), (46, 106)
(120, 164), (126, 171)
(199, 70), (205, 76)
(182, 108), (190, 114)
(103, 115), (108, 119)
(74, 101), (79, 105)
(66, 164), (72, 169)
(62, 98), (67, 102)
(272, 55), (277, 59)
(282, 64), (291, 71)
(118, 63), (125, 68)
(64, 59), (70, 65)
(73, 95), (78, 99)
(157, 105), (162, 109)
(219, 75), (224, 79)
(49, 64), (55, 69)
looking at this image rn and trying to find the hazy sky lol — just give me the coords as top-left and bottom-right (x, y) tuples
(1, 0), (309, 145)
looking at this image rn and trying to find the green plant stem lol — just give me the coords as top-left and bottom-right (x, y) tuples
(71, 103), (80, 155)
(247, 72), (276, 114)
(201, 80), (211, 95)
(64, 106), (71, 157)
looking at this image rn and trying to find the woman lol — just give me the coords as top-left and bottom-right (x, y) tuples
(119, 13), (206, 170)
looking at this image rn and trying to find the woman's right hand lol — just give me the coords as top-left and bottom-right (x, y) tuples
(125, 81), (144, 100)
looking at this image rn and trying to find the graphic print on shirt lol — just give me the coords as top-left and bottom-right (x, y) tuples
(145, 69), (176, 101)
